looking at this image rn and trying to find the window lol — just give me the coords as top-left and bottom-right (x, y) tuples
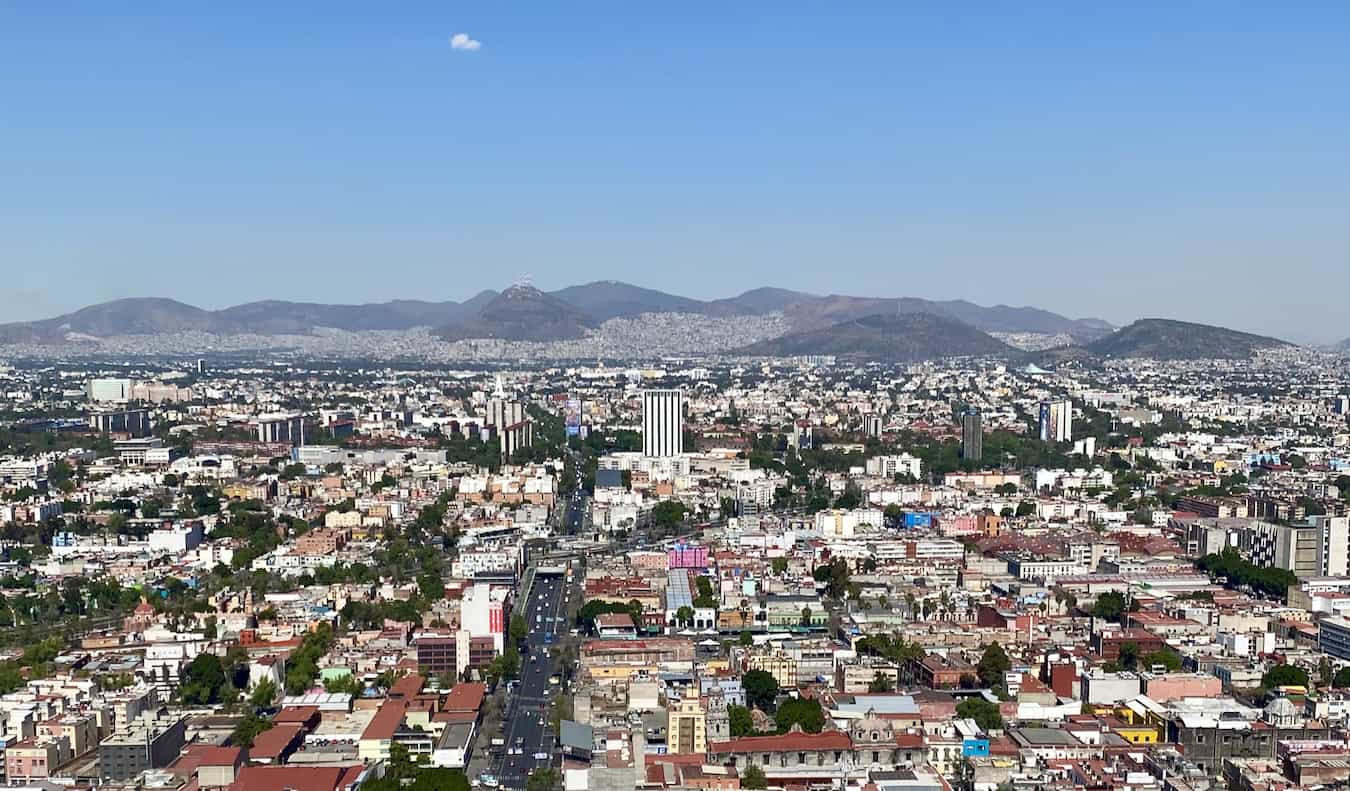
(873, 751), (880, 763)
(798, 752), (806, 765)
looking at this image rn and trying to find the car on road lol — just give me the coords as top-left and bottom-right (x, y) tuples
(533, 752), (549, 760)
(478, 773), (500, 788)
(508, 747), (522, 755)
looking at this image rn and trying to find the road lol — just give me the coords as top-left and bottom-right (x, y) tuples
(495, 569), (568, 787)
(492, 483), (586, 787)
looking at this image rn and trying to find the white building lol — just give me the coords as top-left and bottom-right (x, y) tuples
(642, 389), (683, 458)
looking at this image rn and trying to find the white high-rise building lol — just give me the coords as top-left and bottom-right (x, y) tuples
(1039, 399), (1073, 443)
(642, 389), (683, 458)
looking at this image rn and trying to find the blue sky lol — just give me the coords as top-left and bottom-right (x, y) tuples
(3, 2), (1348, 342)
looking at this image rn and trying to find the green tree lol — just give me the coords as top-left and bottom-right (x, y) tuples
(774, 697), (824, 733)
(743, 669), (780, 712)
(232, 714), (273, 747)
(675, 606), (695, 627)
(1263, 665), (1309, 689)
(976, 642), (1011, 692)
(728, 704), (755, 737)
(868, 672), (895, 693)
(1092, 591), (1135, 624)
(181, 653), (226, 705)
(771, 557), (788, 575)
(956, 697), (1003, 732)
(739, 630), (753, 646)
(250, 678), (278, 708)
(1141, 649), (1182, 672)
(525, 768), (559, 791)
(741, 765), (768, 790)
(651, 500), (687, 530)
(1332, 666), (1350, 688)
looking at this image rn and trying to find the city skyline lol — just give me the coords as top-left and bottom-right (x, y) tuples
(4, 3), (1349, 343)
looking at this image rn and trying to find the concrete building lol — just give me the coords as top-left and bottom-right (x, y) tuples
(960, 410), (982, 461)
(667, 697), (707, 754)
(99, 714), (187, 779)
(256, 413), (305, 445)
(87, 377), (132, 402)
(642, 389), (683, 458)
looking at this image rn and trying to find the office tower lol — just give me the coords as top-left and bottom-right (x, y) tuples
(256, 414), (305, 446)
(498, 419), (534, 460)
(1335, 395), (1350, 416)
(1039, 399), (1073, 443)
(87, 378), (132, 403)
(196, 358), (205, 374)
(960, 410), (982, 461)
(643, 389), (683, 458)
(486, 398), (525, 429)
(863, 415), (882, 438)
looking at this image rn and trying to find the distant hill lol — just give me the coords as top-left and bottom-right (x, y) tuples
(1334, 337), (1350, 353)
(1085, 318), (1290, 360)
(0, 298), (215, 343)
(737, 312), (1014, 361)
(434, 285), (597, 342)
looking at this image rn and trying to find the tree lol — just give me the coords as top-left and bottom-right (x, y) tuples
(1263, 665), (1309, 689)
(525, 768), (559, 791)
(1092, 591), (1135, 624)
(728, 704), (755, 737)
(509, 614), (528, 646)
(739, 630), (753, 646)
(956, 697), (1003, 732)
(1333, 666), (1350, 689)
(741, 764), (768, 790)
(976, 642), (1011, 691)
(675, 606), (695, 627)
(812, 558), (852, 600)
(250, 678), (278, 708)
(651, 500), (686, 530)
(181, 653), (226, 705)
(771, 557), (788, 575)
(868, 672), (895, 693)
(774, 697), (825, 733)
(232, 714), (273, 747)
(1141, 649), (1181, 672)
(743, 669), (780, 712)
(800, 606), (812, 626)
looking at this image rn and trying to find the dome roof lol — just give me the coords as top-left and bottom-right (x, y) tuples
(1264, 697), (1298, 718)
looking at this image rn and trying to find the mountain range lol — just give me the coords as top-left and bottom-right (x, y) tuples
(0, 281), (1296, 362)
(0, 280), (1113, 344)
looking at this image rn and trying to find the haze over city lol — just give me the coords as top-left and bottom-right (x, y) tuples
(4, 3), (1349, 343)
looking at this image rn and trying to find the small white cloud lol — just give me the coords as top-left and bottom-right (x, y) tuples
(450, 33), (482, 51)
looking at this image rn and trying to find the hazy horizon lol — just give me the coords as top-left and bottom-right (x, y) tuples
(4, 3), (1348, 344)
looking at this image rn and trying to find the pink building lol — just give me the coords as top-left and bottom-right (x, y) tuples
(628, 550), (669, 571)
(936, 514), (980, 537)
(1145, 673), (1222, 702)
(668, 544), (708, 569)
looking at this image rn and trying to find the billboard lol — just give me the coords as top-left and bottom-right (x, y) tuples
(564, 398), (582, 437)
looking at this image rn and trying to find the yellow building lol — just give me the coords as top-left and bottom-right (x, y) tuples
(667, 698), (707, 754)
(746, 650), (798, 691)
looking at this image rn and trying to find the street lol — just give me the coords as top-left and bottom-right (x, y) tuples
(490, 483), (586, 788)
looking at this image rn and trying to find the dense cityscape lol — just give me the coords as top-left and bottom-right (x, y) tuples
(0, 336), (1348, 791)
(7, 4), (1350, 791)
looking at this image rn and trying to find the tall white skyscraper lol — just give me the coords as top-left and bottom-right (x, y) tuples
(643, 389), (683, 458)
(1039, 399), (1073, 443)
